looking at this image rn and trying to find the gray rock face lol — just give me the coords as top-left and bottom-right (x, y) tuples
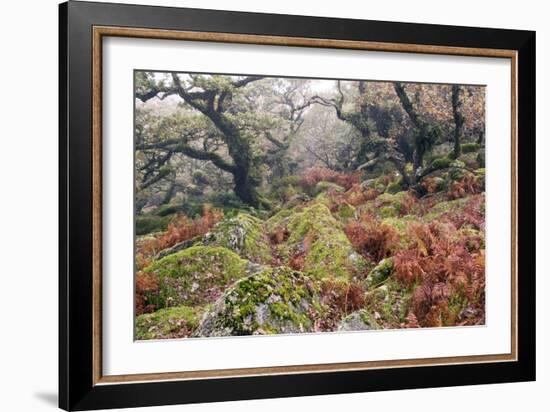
(337, 310), (380, 332)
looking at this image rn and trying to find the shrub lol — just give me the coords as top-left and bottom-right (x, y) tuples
(135, 271), (160, 315)
(135, 215), (171, 235)
(323, 184), (368, 213)
(135, 204), (223, 270)
(448, 173), (481, 200)
(393, 221), (485, 327)
(445, 194), (485, 230)
(421, 176), (446, 194)
(344, 218), (400, 263)
(300, 167), (360, 191)
(318, 279), (366, 331)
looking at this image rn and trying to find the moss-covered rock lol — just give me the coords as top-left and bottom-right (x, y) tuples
(202, 213), (272, 264)
(337, 309), (380, 331)
(374, 191), (415, 218)
(266, 207), (295, 232)
(135, 305), (204, 340)
(378, 205), (399, 218)
(337, 203), (356, 220)
(430, 156), (453, 170)
(366, 258), (394, 287)
(279, 203), (366, 279)
(422, 196), (471, 222)
(363, 278), (412, 328)
(314, 181), (345, 195)
(143, 246), (253, 308)
(448, 159), (467, 181)
(380, 216), (415, 250)
(193, 267), (321, 337)
(385, 180), (403, 194)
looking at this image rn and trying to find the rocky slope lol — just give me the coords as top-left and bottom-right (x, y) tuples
(135, 162), (486, 339)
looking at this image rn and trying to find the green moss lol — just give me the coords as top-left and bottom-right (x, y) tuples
(434, 176), (448, 192)
(366, 258), (394, 287)
(385, 180), (403, 194)
(380, 216), (415, 250)
(461, 143), (479, 153)
(202, 213), (272, 264)
(363, 278), (412, 328)
(314, 191), (332, 207)
(266, 208), (294, 231)
(446, 159), (467, 180)
(155, 203), (183, 217)
(477, 151), (486, 167)
(422, 197), (470, 222)
(314, 181), (345, 195)
(193, 267), (320, 337)
(475, 168), (486, 190)
(456, 227), (486, 250)
(431, 156), (452, 170)
(337, 203), (356, 220)
(375, 191), (415, 218)
(373, 175), (389, 191)
(271, 175), (302, 190)
(379, 206), (398, 218)
(282, 203), (366, 279)
(135, 305), (204, 340)
(144, 246), (250, 308)
(136, 215), (172, 235)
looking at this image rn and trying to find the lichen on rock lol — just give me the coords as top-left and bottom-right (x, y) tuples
(193, 267), (321, 337)
(337, 309), (380, 331)
(201, 213), (272, 264)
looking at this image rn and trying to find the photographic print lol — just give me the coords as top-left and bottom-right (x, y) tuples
(134, 71), (486, 340)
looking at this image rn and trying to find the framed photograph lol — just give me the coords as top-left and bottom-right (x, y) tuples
(59, 1), (535, 410)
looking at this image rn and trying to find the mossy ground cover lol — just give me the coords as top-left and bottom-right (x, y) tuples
(143, 245), (250, 308)
(135, 305), (205, 340)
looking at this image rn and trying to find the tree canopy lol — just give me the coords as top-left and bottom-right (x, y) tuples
(135, 72), (485, 211)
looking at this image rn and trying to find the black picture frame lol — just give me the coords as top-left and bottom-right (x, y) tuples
(59, 1), (536, 410)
